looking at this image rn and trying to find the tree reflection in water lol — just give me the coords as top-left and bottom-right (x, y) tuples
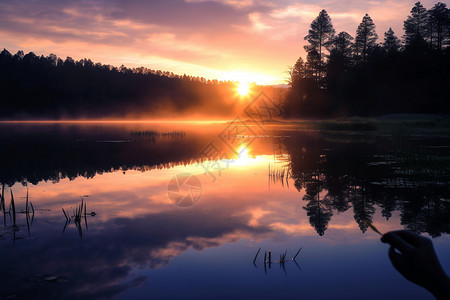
(283, 131), (450, 237)
(0, 124), (449, 237)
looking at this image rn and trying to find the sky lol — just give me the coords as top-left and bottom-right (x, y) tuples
(0, 0), (448, 85)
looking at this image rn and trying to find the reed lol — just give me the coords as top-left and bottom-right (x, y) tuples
(1, 184), (4, 227)
(30, 201), (35, 225)
(1, 183), (5, 213)
(62, 198), (88, 238)
(253, 247), (261, 264)
(73, 198), (84, 223)
(268, 164), (290, 186)
(255, 248), (301, 273)
(131, 130), (185, 137)
(293, 259), (302, 271)
(10, 189), (16, 225)
(26, 209), (31, 237)
(75, 220), (83, 238)
(293, 247), (302, 261)
(62, 208), (69, 221)
(84, 201), (88, 230)
(25, 188), (29, 215)
(131, 129), (159, 136)
(279, 252), (286, 264)
(63, 219), (69, 233)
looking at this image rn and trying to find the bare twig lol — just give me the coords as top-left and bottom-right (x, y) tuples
(10, 189), (16, 226)
(253, 247), (261, 264)
(293, 247), (302, 261)
(62, 208), (69, 221)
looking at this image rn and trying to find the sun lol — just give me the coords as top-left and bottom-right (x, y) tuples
(238, 146), (249, 159)
(233, 146), (254, 166)
(237, 82), (250, 96)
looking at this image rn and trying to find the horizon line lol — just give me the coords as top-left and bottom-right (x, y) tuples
(0, 119), (232, 124)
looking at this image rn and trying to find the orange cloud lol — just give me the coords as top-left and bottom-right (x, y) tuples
(0, 0), (438, 84)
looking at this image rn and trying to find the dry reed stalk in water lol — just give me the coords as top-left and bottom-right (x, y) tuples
(62, 208), (69, 221)
(293, 247), (302, 260)
(253, 247), (261, 264)
(10, 189), (16, 225)
(26, 188), (29, 215)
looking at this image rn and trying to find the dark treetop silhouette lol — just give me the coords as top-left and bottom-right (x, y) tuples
(1, 4), (449, 120)
(0, 49), (247, 119)
(285, 2), (450, 118)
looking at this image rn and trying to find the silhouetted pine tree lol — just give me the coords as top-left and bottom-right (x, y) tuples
(326, 32), (354, 95)
(428, 2), (450, 50)
(404, 1), (429, 48)
(304, 9), (335, 85)
(289, 57), (306, 86)
(383, 28), (401, 53)
(354, 13), (378, 65)
(326, 31), (354, 59)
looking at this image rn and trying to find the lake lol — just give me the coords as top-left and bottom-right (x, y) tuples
(0, 120), (449, 300)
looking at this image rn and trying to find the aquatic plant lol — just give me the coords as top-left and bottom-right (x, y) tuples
(62, 198), (95, 238)
(254, 247), (303, 274)
(268, 163), (290, 187)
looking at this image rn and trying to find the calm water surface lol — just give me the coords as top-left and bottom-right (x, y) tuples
(0, 122), (449, 300)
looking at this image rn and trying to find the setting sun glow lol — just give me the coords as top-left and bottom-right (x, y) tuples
(232, 146), (257, 166)
(237, 82), (250, 96)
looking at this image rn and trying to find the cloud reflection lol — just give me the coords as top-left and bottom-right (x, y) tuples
(0, 205), (271, 299)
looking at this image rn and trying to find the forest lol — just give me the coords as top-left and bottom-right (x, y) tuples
(284, 1), (450, 117)
(0, 1), (449, 119)
(0, 49), (243, 119)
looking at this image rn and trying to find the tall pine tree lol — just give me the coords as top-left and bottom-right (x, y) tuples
(289, 57), (305, 86)
(304, 9), (335, 84)
(428, 2), (450, 50)
(354, 14), (378, 65)
(327, 31), (354, 59)
(326, 32), (354, 89)
(383, 28), (401, 53)
(404, 1), (428, 47)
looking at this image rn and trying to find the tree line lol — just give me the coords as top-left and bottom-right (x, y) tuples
(285, 1), (450, 118)
(0, 49), (242, 119)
